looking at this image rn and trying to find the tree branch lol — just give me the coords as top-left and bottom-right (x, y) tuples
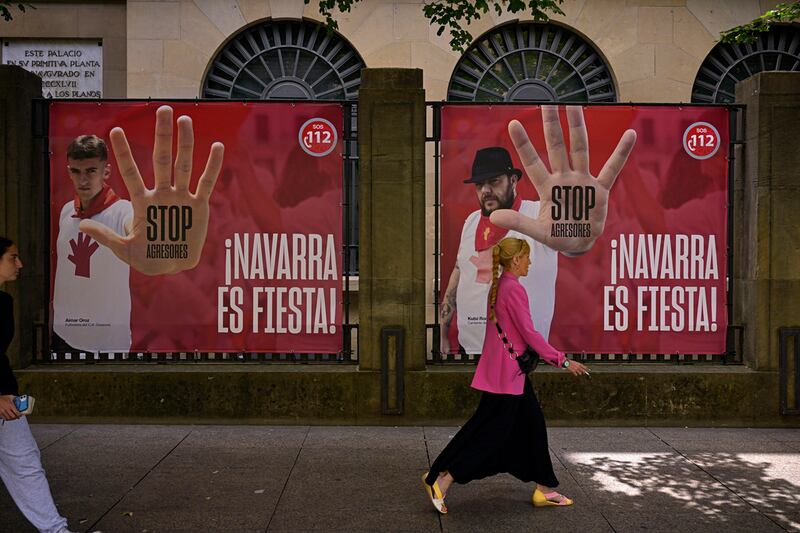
(0, 2), (35, 23)
(720, 1), (800, 44)
(304, 0), (565, 52)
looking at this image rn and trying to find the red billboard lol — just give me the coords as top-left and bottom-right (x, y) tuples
(441, 105), (728, 355)
(48, 102), (343, 353)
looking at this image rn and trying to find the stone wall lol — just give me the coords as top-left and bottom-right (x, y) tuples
(358, 69), (427, 377)
(0, 66), (44, 369)
(734, 73), (800, 371)
(17, 365), (793, 426)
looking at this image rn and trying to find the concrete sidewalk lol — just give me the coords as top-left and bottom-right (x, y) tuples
(1, 425), (799, 532)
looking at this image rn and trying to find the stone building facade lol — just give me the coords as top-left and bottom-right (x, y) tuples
(1, 2), (799, 425)
(0, 1), (785, 101)
(1, 0), (796, 350)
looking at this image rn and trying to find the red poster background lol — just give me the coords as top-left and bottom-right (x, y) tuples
(441, 105), (728, 354)
(49, 102), (343, 353)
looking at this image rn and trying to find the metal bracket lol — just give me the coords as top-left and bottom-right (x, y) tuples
(380, 326), (405, 415)
(779, 327), (800, 415)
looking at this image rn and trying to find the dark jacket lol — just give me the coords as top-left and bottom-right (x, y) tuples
(0, 290), (19, 396)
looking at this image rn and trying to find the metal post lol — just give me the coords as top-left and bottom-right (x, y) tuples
(341, 102), (354, 361)
(34, 98), (51, 363)
(431, 103), (442, 363)
(726, 105), (745, 364)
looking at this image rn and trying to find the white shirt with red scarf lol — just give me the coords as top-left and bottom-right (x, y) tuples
(53, 197), (133, 352)
(455, 199), (558, 354)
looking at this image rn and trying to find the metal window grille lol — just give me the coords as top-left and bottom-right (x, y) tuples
(447, 22), (617, 103)
(692, 25), (800, 104)
(202, 19), (364, 101)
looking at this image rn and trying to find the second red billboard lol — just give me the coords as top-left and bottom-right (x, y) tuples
(441, 105), (729, 355)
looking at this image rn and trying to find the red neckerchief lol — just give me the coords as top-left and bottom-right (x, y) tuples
(72, 183), (121, 219)
(474, 195), (522, 251)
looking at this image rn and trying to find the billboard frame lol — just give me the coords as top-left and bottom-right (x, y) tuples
(33, 98), (358, 364)
(426, 101), (745, 364)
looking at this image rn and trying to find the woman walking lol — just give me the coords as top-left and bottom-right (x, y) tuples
(0, 236), (74, 533)
(423, 237), (590, 514)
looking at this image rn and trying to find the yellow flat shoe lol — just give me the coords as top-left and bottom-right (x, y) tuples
(533, 489), (573, 507)
(422, 472), (448, 514)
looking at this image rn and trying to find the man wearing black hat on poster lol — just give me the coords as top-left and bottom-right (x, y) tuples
(441, 105), (637, 355)
(441, 145), (559, 355)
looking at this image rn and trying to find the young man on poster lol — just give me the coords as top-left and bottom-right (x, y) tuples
(52, 106), (224, 353)
(52, 135), (134, 352)
(441, 105), (637, 354)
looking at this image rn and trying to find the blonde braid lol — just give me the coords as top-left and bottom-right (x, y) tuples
(488, 237), (532, 323)
(489, 244), (502, 322)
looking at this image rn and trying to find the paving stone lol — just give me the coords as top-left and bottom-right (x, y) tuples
(28, 423), (75, 449)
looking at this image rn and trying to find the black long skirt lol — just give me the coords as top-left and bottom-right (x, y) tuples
(426, 377), (559, 488)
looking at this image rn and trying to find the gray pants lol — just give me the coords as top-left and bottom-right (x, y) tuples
(0, 417), (68, 533)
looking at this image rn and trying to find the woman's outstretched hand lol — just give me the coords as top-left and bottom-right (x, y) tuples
(566, 360), (590, 376)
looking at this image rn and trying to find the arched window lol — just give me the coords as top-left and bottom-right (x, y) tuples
(692, 25), (800, 103)
(447, 22), (617, 103)
(202, 19), (365, 100)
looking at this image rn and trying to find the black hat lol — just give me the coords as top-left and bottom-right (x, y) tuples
(463, 147), (522, 184)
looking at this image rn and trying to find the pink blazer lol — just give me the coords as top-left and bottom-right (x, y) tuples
(471, 271), (565, 395)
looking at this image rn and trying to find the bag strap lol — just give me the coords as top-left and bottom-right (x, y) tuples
(493, 320), (519, 361)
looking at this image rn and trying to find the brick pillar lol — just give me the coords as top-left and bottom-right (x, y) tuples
(358, 69), (426, 373)
(734, 72), (800, 370)
(0, 65), (45, 368)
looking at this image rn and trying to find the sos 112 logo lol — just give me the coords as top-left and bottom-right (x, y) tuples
(683, 122), (720, 160)
(299, 118), (338, 157)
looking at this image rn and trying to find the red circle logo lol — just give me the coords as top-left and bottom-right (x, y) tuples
(683, 122), (721, 160)
(298, 118), (337, 157)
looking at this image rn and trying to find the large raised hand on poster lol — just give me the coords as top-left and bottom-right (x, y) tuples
(79, 105), (225, 275)
(490, 105), (637, 255)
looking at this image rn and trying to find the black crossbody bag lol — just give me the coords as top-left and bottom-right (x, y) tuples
(493, 321), (540, 375)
